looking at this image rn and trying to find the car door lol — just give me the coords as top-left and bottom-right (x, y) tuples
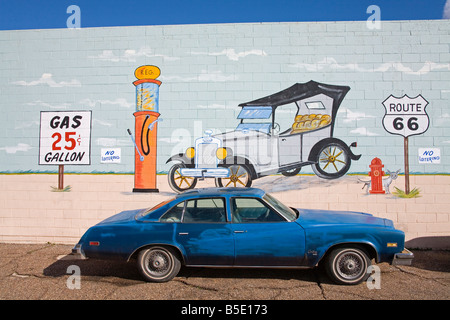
(231, 197), (306, 266)
(175, 197), (234, 266)
(278, 133), (302, 166)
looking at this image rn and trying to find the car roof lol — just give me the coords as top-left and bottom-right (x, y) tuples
(175, 187), (266, 200)
(238, 81), (350, 108)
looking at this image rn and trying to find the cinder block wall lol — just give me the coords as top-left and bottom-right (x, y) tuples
(0, 174), (449, 249)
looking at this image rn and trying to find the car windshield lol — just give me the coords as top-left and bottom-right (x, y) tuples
(236, 106), (273, 134)
(263, 193), (298, 221)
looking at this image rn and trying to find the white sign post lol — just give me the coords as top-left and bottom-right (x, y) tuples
(382, 95), (429, 194)
(39, 111), (92, 189)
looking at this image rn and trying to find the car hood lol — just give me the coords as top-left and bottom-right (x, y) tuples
(96, 209), (143, 225)
(214, 130), (269, 142)
(297, 208), (391, 228)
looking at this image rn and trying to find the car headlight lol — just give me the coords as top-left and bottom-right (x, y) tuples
(216, 147), (228, 160)
(185, 147), (195, 159)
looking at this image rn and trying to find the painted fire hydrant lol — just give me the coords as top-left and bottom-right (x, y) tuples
(130, 65), (161, 192)
(368, 157), (385, 194)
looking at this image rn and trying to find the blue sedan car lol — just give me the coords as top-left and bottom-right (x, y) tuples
(73, 188), (413, 285)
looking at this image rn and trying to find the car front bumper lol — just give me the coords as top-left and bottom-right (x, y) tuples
(179, 167), (230, 178)
(392, 248), (414, 266)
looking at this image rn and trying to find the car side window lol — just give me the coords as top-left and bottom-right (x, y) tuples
(183, 198), (226, 223)
(160, 201), (184, 223)
(232, 197), (284, 223)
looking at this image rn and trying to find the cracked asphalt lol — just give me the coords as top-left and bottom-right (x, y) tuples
(0, 243), (448, 300)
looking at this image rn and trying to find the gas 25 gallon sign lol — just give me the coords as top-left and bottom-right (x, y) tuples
(382, 94), (429, 138)
(39, 111), (92, 165)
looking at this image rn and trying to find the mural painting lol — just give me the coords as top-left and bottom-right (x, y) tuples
(166, 81), (361, 193)
(0, 20), (449, 250)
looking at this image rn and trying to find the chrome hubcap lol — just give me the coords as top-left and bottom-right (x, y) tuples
(336, 252), (364, 280)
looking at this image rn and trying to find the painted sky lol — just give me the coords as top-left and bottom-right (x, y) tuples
(0, 0), (449, 30)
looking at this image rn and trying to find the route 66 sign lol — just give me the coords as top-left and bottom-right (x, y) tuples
(382, 94), (429, 138)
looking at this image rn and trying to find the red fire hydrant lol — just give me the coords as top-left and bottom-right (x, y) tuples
(369, 157), (385, 194)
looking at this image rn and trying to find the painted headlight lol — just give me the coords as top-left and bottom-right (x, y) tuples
(185, 147), (195, 159)
(216, 147), (227, 160)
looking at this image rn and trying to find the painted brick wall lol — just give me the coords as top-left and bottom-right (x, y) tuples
(0, 174), (449, 248)
(0, 20), (449, 175)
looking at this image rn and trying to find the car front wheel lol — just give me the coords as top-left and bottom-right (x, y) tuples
(168, 163), (197, 193)
(324, 247), (371, 285)
(137, 246), (181, 283)
(215, 164), (252, 188)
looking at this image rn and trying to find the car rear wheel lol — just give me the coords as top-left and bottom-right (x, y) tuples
(311, 142), (351, 179)
(281, 167), (301, 176)
(324, 247), (371, 285)
(137, 246), (181, 283)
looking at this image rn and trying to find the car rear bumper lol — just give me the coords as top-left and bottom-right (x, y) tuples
(71, 243), (87, 260)
(392, 248), (414, 266)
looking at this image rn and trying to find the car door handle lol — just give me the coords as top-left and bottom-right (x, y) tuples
(178, 232), (189, 235)
(234, 230), (246, 233)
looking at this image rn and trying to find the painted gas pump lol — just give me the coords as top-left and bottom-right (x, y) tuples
(129, 65), (161, 192)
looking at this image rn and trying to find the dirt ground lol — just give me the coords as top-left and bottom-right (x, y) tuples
(0, 243), (448, 301)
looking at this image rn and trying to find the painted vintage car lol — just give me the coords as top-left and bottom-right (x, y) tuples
(73, 188), (413, 285)
(167, 81), (361, 193)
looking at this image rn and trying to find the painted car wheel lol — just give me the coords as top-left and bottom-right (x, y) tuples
(137, 246), (181, 283)
(325, 247), (371, 285)
(311, 142), (350, 179)
(168, 163), (197, 193)
(281, 167), (301, 176)
(215, 164), (252, 188)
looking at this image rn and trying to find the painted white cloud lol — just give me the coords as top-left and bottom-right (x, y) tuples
(160, 70), (237, 82)
(92, 119), (113, 127)
(290, 57), (450, 75)
(96, 138), (130, 147)
(24, 98), (132, 110)
(339, 108), (376, 123)
(0, 143), (33, 154)
(12, 73), (81, 87)
(350, 128), (379, 136)
(25, 100), (71, 109)
(14, 120), (39, 130)
(79, 98), (133, 109)
(444, 0), (450, 19)
(90, 48), (179, 62)
(197, 103), (235, 109)
(192, 49), (267, 61)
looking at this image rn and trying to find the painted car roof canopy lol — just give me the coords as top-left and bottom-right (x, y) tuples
(239, 81), (350, 108)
